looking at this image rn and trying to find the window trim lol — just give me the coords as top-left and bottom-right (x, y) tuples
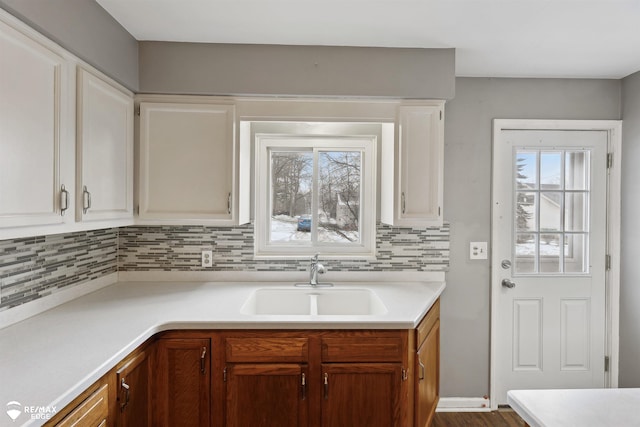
(255, 134), (377, 259)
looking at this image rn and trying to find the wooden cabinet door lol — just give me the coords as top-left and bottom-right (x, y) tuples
(116, 350), (150, 427)
(76, 67), (133, 222)
(139, 102), (236, 224)
(225, 364), (308, 427)
(0, 16), (73, 231)
(321, 363), (403, 427)
(154, 338), (210, 427)
(416, 319), (440, 427)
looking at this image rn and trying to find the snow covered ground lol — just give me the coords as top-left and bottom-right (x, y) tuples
(270, 215), (359, 243)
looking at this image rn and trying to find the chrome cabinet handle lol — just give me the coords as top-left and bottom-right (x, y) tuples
(200, 346), (207, 374)
(82, 186), (91, 214)
(418, 359), (425, 381)
(227, 193), (231, 214)
(401, 192), (406, 214)
(120, 378), (130, 411)
(60, 184), (69, 216)
(323, 373), (329, 400)
(502, 278), (516, 289)
(301, 373), (306, 400)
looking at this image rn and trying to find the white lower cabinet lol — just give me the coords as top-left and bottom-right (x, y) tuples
(76, 68), (134, 222)
(0, 13), (73, 231)
(138, 99), (244, 225)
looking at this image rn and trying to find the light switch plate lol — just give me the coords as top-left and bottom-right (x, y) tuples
(470, 242), (488, 260)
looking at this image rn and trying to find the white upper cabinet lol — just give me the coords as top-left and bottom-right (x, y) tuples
(139, 99), (244, 225)
(0, 15), (73, 231)
(76, 68), (134, 222)
(381, 103), (445, 227)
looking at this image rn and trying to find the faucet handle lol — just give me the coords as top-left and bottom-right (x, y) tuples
(311, 253), (319, 262)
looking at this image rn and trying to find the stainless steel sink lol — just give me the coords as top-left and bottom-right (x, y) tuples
(240, 288), (388, 316)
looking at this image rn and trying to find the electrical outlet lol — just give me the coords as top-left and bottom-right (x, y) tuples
(470, 242), (488, 260)
(201, 250), (213, 268)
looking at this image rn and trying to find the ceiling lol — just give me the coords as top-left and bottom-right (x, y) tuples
(96, 0), (640, 79)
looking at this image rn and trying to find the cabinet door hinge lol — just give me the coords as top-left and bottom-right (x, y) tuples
(223, 367), (227, 382)
(605, 355), (610, 372)
(607, 153), (613, 169)
(401, 368), (408, 381)
(605, 254), (611, 271)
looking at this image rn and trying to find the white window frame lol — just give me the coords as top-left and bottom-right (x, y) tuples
(255, 134), (377, 259)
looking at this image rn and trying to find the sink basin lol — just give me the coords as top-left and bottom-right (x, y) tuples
(240, 288), (388, 316)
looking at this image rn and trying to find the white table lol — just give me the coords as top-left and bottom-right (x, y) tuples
(508, 388), (640, 427)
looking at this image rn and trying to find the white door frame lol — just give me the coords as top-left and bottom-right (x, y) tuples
(490, 119), (622, 410)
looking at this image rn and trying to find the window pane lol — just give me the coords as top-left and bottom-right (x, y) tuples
(270, 151), (313, 243)
(516, 151), (537, 189)
(565, 233), (587, 273)
(515, 233), (536, 274)
(318, 151), (361, 244)
(565, 193), (588, 232)
(540, 192), (562, 231)
(541, 152), (562, 190)
(516, 192), (537, 231)
(540, 233), (561, 273)
(565, 151), (589, 190)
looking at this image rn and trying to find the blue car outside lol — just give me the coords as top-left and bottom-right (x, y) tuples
(297, 216), (311, 231)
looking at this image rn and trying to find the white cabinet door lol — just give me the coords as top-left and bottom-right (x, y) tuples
(139, 102), (237, 224)
(381, 104), (444, 227)
(76, 68), (133, 222)
(0, 17), (73, 229)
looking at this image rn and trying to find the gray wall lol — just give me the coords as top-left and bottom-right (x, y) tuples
(139, 42), (455, 99)
(0, 0), (138, 90)
(442, 77), (622, 397)
(620, 71), (640, 387)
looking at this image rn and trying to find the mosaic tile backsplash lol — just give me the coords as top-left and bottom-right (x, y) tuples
(0, 223), (449, 312)
(0, 229), (118, 311)
(118, 223), (450, 272)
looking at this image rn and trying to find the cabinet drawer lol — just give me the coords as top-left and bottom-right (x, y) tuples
(225, 337), (309, 362)
(321, 337), (404, 362)
(55, 383), (108, 427)
(416, 299), (440, 348)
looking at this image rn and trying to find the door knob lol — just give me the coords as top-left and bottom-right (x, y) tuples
(501, 278), (516, 289)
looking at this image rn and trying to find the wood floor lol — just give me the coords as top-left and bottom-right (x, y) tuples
(432, 409), (526, 427)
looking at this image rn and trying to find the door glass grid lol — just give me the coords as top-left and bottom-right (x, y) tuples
(514, 150), (590, 274)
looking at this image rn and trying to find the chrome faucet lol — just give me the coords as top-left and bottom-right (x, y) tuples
(309, 254), (326, 286)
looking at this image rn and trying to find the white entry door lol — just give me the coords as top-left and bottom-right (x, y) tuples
(492, 123), (611, 405)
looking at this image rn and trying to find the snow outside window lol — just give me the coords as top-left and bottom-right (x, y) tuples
(255, 135), (377, 258)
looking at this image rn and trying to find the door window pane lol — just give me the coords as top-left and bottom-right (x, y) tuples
(516, 152), (537, 189)
(515, 233), (536, 274)
(540, 152), (562, 190)
(539, 233), (561, 273)
(540, 192), (562, 231)
(513, 148), (591, 275)
(565, 151), (589, 190)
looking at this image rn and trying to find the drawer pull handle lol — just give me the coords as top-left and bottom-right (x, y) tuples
(418, 359), (425, 381)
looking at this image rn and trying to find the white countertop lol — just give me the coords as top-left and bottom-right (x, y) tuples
(508, 388), (640, 427)
(0, 279), (444, 426)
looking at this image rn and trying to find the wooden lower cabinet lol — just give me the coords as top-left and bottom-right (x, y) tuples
(49, 299), (440, 427)
(153, 338), (211, 427)
(321, 363), (403, 427)
(116, 349), (151, 427)
(225, 364), (309, 427)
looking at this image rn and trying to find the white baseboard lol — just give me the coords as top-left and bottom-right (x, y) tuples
(437, 397), (492, 412)
(0, 273), (118, 330)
